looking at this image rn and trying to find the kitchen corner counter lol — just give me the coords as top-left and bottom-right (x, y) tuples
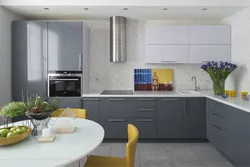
(82, 90), (250, 113)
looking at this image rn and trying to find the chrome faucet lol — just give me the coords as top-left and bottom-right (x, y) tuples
(191, 76), (200, 91)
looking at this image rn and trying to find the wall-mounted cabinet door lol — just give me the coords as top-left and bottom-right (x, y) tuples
(146, 45), (189, 63)
(189, 26), (231, 44)
(189, 45), (231, 63)
(48, 22), (83, 71)
(146, 26), (189, 44)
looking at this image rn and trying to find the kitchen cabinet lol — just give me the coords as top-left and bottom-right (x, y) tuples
(47, 22), (84, 71)
(82, 98), (100, 122)
(53, 97), (83, 108)
(189, 25), (231, 44)
(189, 45), (231, 63)
(157, 98), (185, 138)
(182, 98), (206, 138)
(146, 25), (188, 44)
(12, 21), (48, 101)
(146, 45), (189, 64)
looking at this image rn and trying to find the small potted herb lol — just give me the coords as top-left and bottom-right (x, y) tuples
(0, 102), (28, 124)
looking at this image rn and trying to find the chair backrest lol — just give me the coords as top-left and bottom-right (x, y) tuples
(126, 124), (139, 167)
(52, 108), (87, 119)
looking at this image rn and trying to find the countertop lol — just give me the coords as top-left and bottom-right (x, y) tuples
(82, 90), (250, 113)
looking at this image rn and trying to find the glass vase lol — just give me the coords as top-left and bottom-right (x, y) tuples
(212, 78), (225, 95)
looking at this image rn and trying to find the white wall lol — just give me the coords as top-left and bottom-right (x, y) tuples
(223, 7), (250, 93)
(0, 7), (23, 106)
(83, 19), (224, 92)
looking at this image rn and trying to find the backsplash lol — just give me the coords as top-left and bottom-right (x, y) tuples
(83, 20), (223, 92)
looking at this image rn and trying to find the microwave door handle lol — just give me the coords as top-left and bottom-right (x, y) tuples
(49, 78), (79, 81)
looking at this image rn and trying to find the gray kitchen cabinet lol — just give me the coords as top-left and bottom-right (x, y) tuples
(183, 97), (206, 138)
(131, 118), (157, 138)
(157, 97), (185, 138)
(12, 21), (48, 101)
(82, 98), (100, 122)
(50, 97), (83, 108)
(47, 22), (83, 71)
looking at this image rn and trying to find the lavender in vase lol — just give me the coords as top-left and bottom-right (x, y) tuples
(201, 61), (237, 95)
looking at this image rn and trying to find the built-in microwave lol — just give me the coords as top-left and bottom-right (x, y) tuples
(48, 71), (82, 97)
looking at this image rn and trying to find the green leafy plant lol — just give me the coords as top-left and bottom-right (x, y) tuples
(0, 102), (27, 118)
(26, 95), (60, 114)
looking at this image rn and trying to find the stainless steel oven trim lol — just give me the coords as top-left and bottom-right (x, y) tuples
(48, 73), (83, 97)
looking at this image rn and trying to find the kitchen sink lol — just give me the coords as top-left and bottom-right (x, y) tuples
(177, 90), (201, 95)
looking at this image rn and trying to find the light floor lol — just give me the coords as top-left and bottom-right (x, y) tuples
(90, 143), (234, 167)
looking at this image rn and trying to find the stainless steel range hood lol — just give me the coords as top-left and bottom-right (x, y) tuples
(110, 16), (127, 63)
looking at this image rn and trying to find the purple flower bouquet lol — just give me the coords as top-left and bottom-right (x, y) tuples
(201, 61), (237, 95)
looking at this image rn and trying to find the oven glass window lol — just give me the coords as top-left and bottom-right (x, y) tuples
(49, 77), (81, 97)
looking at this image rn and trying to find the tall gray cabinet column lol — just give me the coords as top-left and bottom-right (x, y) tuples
(12, 21), (48, 101)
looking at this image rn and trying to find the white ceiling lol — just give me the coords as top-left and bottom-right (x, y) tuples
(3, 6), (247, 20)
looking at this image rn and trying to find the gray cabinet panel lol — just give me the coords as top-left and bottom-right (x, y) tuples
(12, 21), (47, 102)
(183, 97), (206, 138)
(48, 22), (83, 71)
(132, 118), (157, 138)
(82, 98), (100, 122)
(157, 98), (185, 138)
(52, 97), (82, 108)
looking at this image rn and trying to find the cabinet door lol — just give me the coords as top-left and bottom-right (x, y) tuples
(55, 98), (82, 108)
(157, 98), (185, 138)
(12, 21), (28, 101)
(146, 26), (188, 44)
(48, 22), (83, 71)
(146, 45), (189, 63)
(189, 45), (231, 63)
(189, 26), (231, 44)
(183, 98), (206, 138)
(82, 98), (100, 122)
(27, 21), (48, 98)
(132, 118), (157, 138)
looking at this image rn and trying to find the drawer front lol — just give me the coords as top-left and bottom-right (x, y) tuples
(100, 98), (134, 118)
(132, 118), (157, 138)
(100, 118), (132, 139)
(133, 98), (157, 109)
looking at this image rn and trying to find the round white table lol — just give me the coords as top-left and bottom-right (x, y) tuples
(0, 118), (105, 167)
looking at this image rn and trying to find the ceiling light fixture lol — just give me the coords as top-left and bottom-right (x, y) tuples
(163, 8), (168, 11)
(44, 8), (49, 10)
(84, 8), (89, 10)
(202, 8), (207, 11)
(123, 8), (128, 11)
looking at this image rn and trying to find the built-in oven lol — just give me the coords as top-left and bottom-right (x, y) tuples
(48, 71), (82, 97)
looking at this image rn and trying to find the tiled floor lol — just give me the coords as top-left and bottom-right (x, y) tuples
(90, 143), (234, 167)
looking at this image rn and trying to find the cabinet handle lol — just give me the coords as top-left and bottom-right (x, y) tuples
(138, 119), (155, 122)
(161, 61), (176, 63)
(21, 89), (24, 102)
(137, 99), (154, 101)
(212, 123), (223, 131)
(26, 89), (29, 101)
(79, 54), (82, 70)
(83, 98), (100, 101)
(109, 99), (125, 101)
(45, 81), (48, 97)
(212, 112), (223, 119)
(109, 119), (126, 122)
(161, 99), (179, 101)
(137, 108), (156, 111)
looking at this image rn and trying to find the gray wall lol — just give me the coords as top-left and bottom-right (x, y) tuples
(0, 7), (24, 107)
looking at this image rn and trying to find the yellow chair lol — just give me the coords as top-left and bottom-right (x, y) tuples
(85, 124), (139, 167)
(52, 108), (87, 119)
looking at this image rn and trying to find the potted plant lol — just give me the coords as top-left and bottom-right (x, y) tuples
(0, 102), (28, 124)
(201, 61), (237, 95)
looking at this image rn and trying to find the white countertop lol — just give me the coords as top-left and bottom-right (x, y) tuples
(82, 90), (250, 113)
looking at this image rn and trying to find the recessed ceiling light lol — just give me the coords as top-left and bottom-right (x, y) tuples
(44, 8), (49, 10)
(84, 8), (89, 10)
(202, 8), (207, 11)
(163, 8), (168, 11)
(123, 8), (128, 11)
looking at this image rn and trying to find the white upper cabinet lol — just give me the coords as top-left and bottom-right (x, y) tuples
(189, 45), (231, 63)
(189, 26), (231, 44)
(146, 25), (189, 44)
(146, 45), (189, 63)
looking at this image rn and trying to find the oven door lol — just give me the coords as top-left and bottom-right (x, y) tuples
(49, 76), (81, 97)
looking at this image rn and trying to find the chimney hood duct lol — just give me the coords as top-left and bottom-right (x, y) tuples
(110, 16), (127, 62)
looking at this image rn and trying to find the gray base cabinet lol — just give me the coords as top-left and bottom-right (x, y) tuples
(49, 97), (83, 108)
(207, 98), (250, 167)
(82, 98), (100, 122)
